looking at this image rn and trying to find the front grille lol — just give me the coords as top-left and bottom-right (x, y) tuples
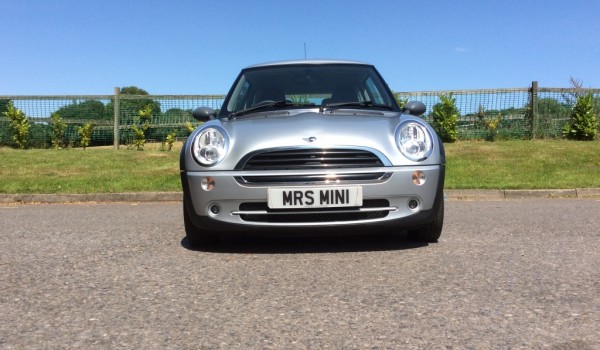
(238, 148), (384, 171)
(236, 148), (387, 184)
(237, 199), (391, 223)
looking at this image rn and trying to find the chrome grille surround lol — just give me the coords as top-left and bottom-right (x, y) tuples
(235, 147), (391, 185)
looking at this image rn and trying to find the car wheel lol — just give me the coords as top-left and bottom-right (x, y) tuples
(408, 199), (444, 243)
(183, 199), (219, 247)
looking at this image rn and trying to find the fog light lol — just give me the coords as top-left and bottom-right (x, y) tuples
(412, 171), (426, 186)
(209, 204), (221, 215)
(408, 198), (420, 210)
(201, 177), (216, 191)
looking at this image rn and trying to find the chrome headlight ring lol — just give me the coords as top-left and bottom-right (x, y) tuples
(395, 121), (434, 162)
(191, 126), (230, 166)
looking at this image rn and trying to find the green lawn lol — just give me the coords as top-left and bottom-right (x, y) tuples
(0, 145), (182, 194)
(444, 140), (600, 189)
(1, 140), (599, 194)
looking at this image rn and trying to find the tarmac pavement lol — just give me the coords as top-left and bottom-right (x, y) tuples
(2, 199), (599, 349)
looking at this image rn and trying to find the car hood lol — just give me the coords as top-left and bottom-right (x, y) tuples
(185, 110), (444, 170)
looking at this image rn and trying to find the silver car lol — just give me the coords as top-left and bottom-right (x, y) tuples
(180, 60), (445, 246)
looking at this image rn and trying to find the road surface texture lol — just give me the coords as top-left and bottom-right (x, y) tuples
(1, 200), (599, 349)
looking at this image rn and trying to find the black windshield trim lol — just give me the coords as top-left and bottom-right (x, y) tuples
(219, 63), (401, 119)
(320, 101), (394, 112)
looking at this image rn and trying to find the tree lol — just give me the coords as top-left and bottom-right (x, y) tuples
(561, 76), (585, 106)
(0, 99), (11, 115)
(120, 86), (149, 95)
(54, 100), (111, 120)
(536, 98), (569, 119)
(163, 108), (193, 122)
(107, 86), (161, 125)
(0, 99), (11, 145)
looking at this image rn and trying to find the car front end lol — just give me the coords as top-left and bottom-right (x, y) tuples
(181, 60), (445, 245)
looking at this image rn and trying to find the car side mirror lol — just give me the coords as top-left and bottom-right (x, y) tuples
(192, 107), (217, 122)
(402, 101), (426, 116)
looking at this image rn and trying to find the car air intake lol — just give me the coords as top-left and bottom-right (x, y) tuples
(238, 199), (391, 223)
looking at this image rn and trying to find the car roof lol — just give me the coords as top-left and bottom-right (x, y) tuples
(244, 59), (371, 69)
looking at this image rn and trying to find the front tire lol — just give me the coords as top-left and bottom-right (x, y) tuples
(183, 198), (219, 247)
(408, 199), (444, 243)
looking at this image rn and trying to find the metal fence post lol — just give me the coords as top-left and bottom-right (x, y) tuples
(530, 81), (539, 139)
(113, 87), (120, 149)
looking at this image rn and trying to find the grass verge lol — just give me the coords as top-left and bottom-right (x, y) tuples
(0, 145), (182, 194)
(1, 140), (599, 194)
(444, 140), (600, 189)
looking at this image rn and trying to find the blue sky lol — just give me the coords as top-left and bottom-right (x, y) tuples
(1, 0), (599, 95)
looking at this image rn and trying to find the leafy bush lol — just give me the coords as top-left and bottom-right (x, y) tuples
(563, 93), (598, 141)
(165, 132), (177, 151)
(431, 94), (459, 143)
(3, 102), (31, 149)
(393, 93), (408, 109)
(484, 114), (502, 142)
(77, 122), (94, 149)
(130, 125), (146, 150)
(185, 121), (196, 135)
(50, 113), (69, 149)
(131, 104), (153, 150)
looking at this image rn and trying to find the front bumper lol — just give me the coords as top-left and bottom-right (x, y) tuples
(181, 165), (444, 233)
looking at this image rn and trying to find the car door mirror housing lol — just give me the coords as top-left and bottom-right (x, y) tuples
(192, 107), (217, 122)
(402, 101), (426, 116)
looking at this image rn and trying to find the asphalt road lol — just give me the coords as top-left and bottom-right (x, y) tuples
(1, 199), (599, 349)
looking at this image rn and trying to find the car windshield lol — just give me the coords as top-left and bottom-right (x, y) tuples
(221, 63), (399, 118)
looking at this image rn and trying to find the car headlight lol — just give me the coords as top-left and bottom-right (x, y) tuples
(396, 121), (434, 161)
(191, 126), (229, 166)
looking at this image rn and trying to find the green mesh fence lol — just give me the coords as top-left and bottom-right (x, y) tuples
(396, 88), (531, 140)
(396, 86), (600, 140)
(0, 95), (225, 148)
(115, 95), (224, 147)
(1, 85), (599, 148)
(534, 88), (600, 139)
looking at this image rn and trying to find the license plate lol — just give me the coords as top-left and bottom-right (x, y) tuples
(268, 186), (363, 209)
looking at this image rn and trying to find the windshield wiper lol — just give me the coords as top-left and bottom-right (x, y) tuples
(229, 100), (292, 118)
(320, 101), (394, 112)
